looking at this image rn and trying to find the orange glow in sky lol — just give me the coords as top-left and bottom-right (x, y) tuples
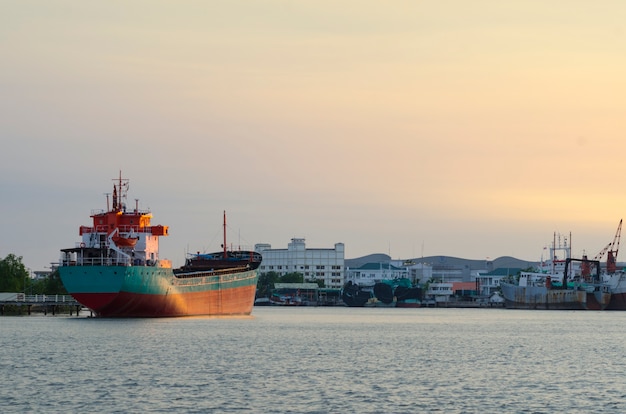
(2, 1), (626, 269)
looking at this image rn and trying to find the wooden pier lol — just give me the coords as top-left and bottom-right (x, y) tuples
(0, 293), (85, 316)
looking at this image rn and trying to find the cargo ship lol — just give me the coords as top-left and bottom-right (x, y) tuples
(500, 233), (611, 310)
(58, 173), (261, 317)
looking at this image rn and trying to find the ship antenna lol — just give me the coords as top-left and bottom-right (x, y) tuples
(104, 192), (111, 211)
(118, 170), (124, 211)
(118, 170), (122, 211)
(223, 210), (227, 259)
(112, 185), (118, 211)
(112, 171), (130, 212)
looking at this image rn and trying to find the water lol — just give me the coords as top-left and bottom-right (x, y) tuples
(1, 307), (625, 413)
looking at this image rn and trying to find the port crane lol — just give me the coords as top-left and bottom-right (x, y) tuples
(594, 219), (622, 274)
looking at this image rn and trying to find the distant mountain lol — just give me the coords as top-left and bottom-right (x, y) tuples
(489, 256), (539, 270)
(345, 254), (393, 268)
(346, 254), (539, 271)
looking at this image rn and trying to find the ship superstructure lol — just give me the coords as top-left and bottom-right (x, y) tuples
(62, 173), (169, 269)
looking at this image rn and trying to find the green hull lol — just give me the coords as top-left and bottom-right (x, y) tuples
(59, 265), (258, 317)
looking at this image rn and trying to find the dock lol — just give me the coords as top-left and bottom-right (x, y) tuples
(0, 293), (84, 316)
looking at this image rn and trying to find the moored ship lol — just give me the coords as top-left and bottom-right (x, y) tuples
(500, 233), (610, 310)
(602, 271), (626, 310)
(58, 173), (261, 317)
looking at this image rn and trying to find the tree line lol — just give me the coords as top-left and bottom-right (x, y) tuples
(256, 271), (324, 297)
(0, 254), (67, 295)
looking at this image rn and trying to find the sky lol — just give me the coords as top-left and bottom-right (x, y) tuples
(3, 1), (626, 272)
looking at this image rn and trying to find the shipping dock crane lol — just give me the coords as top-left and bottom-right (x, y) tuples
(593, 219), (622, 274)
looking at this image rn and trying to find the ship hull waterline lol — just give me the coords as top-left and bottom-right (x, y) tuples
(606, 292), (626, 310)
(59, 265), (258, 318)
(500, 283), (611, 311)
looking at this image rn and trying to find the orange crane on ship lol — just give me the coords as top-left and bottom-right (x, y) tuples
(594, 219), (622, 274)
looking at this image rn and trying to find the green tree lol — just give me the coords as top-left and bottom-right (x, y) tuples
(257, 271), (280, 297)
(0, 254), (29, 292)
(279, 272), (304, 283)
(308, 279), (325, 288)
(31, 270), (67, 295)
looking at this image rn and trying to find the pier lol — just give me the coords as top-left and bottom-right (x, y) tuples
(0, 293), (84, 316)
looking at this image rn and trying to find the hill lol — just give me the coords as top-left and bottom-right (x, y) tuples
(345, 254), (538, 271)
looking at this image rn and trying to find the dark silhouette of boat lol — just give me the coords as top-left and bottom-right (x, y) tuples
(341, 281), (372, 307)
(342, 278), (422, 307)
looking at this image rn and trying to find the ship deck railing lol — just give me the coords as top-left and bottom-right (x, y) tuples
(82, 224), (158, 234)
(90, 208), (151, 216)
(58, 257), (152, 267)
(174, 265), (253, 279)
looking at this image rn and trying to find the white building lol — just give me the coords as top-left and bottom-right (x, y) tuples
(390, 260), (433, 284)
(345, 262), (408, 286)
(33, 270), (52, 280)
(255, 238), (345, 289)
(475, 268), (522, 296)
(426, 282), (454, 302)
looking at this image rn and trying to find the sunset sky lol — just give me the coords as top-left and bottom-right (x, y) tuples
(3, 1), (626, 271)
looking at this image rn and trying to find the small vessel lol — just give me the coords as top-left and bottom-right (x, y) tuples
(269, 292), (303, 306)
(500, 233), (611, 310)
(110, 229), (139, 248)
(58, 173), (261, 317)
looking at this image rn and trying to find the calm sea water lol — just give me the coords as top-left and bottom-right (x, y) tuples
(1, 307), (625, 413)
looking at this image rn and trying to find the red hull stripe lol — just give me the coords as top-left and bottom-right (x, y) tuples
(607, 292), (626, 310)
(72, 292), (118, 311)
(74, 285), (256, 317)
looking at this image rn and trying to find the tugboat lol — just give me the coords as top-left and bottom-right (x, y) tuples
(58, 172), (261, 317)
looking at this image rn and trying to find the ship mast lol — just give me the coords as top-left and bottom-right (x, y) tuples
(112, 185), (118, 211)
(104, 192), (111, 212)
(223, 210), (227, 259)
(117, 171), (122, 211)
(112, 171), (129, 212)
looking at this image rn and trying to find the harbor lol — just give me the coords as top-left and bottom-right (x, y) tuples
(1, 175), (625, 315)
